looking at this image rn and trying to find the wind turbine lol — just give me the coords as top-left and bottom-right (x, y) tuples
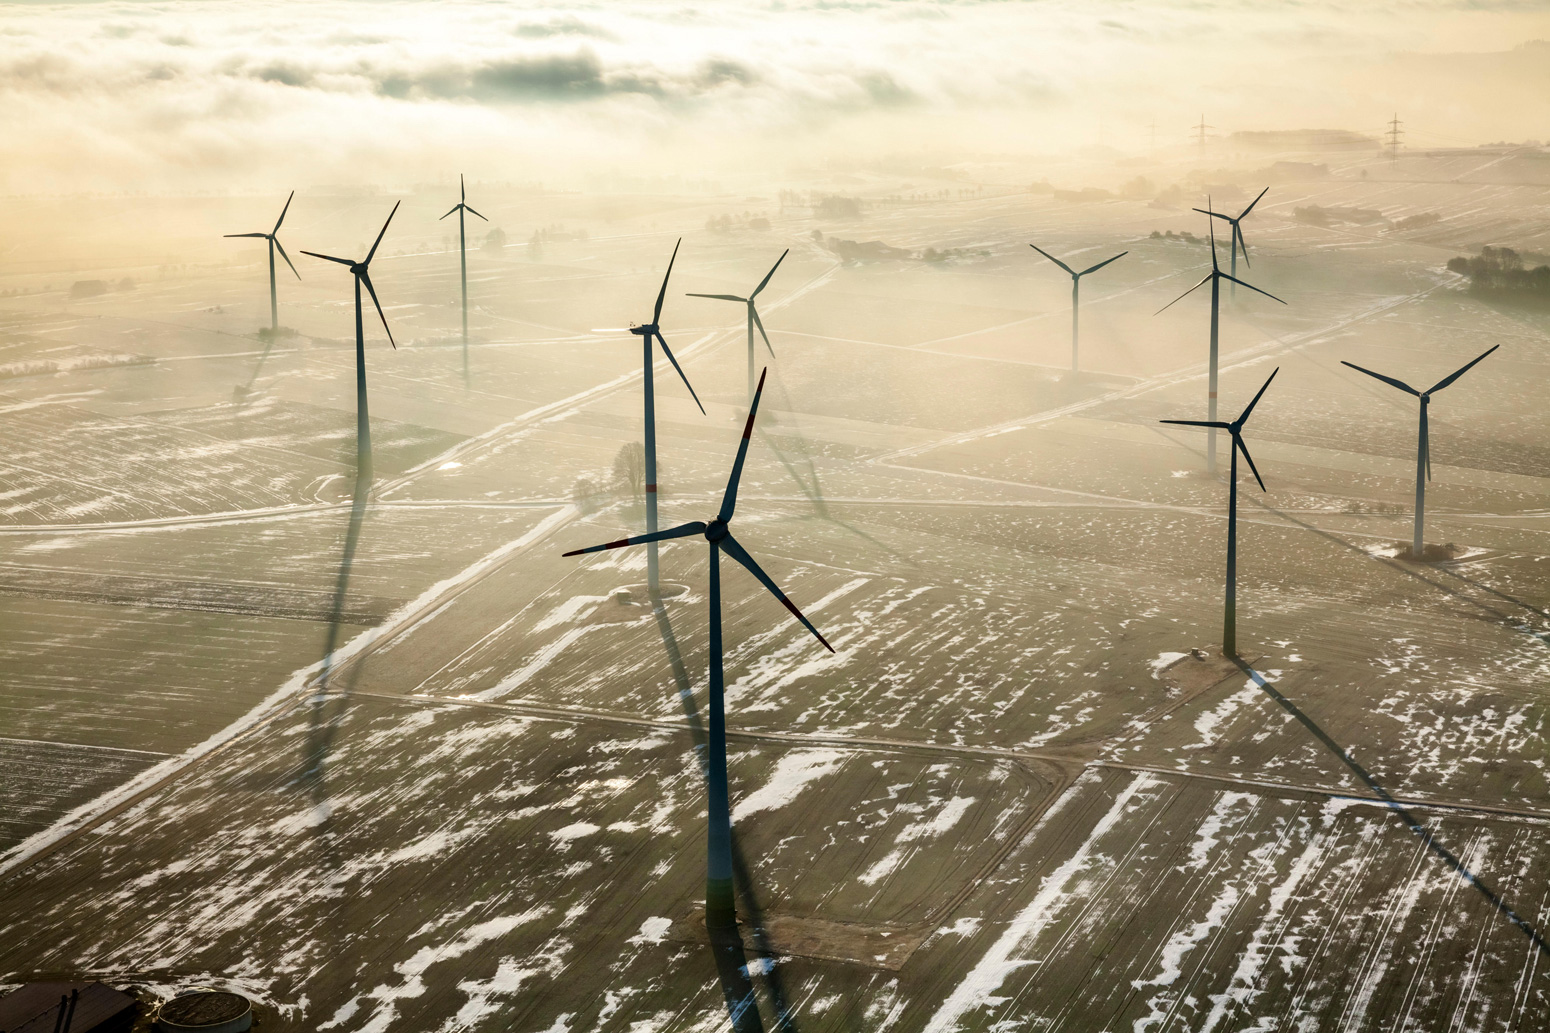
(564, 368), (834, 930)
(1194, 187), (1268, 295)
(592, 239), (705, 594)
(439, 174), (487, 381)
(687, 249), (788, 405)
(1341, 345), (1498, 559)
(225, 191), (300, 332)
(1157, 200), (1285, 475)
(300, 202), (400, 482)
(1161, 368), (1278, 657)
(1028, 244), (1127, 373)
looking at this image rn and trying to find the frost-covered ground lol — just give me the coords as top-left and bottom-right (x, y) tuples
(4, 153), (1550, 1029)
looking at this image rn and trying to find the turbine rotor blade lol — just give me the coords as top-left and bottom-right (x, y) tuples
(654, 332), (704, 414)
(273, 190), (295, 234)
(1191, 208), (1234, 222)
(720, 531), (834, 653)
(273, 236), (301, 280)
(1340, 360), (1419, 396)
(1219, 272), (1284, 305)
(751, 249), (789, 297)
(365, 200), (400, 265)
(1155, 274), (1212, 314)
(1206, 197), (1220, 273)
(460, 173), (465, 203)
(465, 205), (488, 222)
(1029, 244), (1075, 277)
(720, 367), (766, 523)
(685, 294), (746, 302)
(1427, 343), (1499, 394)
(300, 250), (356, 267)
(1235, 225), (1250, 269)
(1079, 251), (1127, 277)
(439, 206), (459, 221)
(652, 238), (681, 325)
(562, 521), (707, 556)
(1236, 367), (1279, 426)
(1235, 433), (1267, 492)
(750, 305), (774, 356)
(1239, 186), (1269, 220)
(358, 270), (395, 350)
(225, 232), (268, 238)
(1160, 419), (1232, 429)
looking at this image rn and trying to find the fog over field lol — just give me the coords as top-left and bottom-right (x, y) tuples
(3, 2), (1550, 1031)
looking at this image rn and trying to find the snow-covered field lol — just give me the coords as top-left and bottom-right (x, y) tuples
(4, 150), (1550, 1029)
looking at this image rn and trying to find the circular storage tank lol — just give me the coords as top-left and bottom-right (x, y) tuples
(156, 990), (253, 1033)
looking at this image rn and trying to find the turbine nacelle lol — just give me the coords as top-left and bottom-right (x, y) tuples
(223, 190), (300, 281)
(300, 200), (401, 349)
(1340, 344), (1498, 485)
(685, 249), (788, 364)
(1193, 187), (1268, 268)
(1154, 199), (1286, 316)
(1160, 367), (1279, 491)
(615, 240), (705, 414)
(562, 368), (831, 653)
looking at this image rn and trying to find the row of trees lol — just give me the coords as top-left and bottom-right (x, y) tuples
(1447, 246), (1550, 305)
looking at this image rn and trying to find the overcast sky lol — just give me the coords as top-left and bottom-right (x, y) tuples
(2, 1), (1547, 194)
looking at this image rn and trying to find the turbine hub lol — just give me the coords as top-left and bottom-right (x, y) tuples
(705, 519), (729, 543)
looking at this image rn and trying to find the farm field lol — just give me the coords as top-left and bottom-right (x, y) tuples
(3, 145), (1550, 1030)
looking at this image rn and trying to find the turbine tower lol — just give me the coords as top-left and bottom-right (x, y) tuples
(300, 202), (400, 482)
(1194, 187), (1267, 295)
(1028, 244), (1127, 373)
(564, 368), (834, 930)
(439, 174), (487, 382)
(1341, 345), (1497, 559)
(687, 248), (789, 405)
(593, 239), (705, 594)
(1157, 201), (1285, 475)
(1161, 368), (1278, 657)
(225, 191), (300, 332)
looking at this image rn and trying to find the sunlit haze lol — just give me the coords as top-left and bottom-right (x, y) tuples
(3, 1), (1548, 195)
(4, 2), (1550, 1032)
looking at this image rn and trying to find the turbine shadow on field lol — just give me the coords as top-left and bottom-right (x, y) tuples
(756, 422), (909, 567)
(1430, 564), (1550, 638)
(1250, 498), (1550, 645)
(234, 335), (276, 405)
(1232, 657), (1550, 957)
(650, 594), (798, 1033)
(300, 474), (372, 803)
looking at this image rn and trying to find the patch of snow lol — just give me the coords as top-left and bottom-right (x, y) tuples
(732, 748), (847, 821)
(549, 822), (600, 844)
(628, 917), (673, 945)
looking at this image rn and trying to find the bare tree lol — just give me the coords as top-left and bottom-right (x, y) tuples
(572, 475), (604, 513)
(613, 441), (645, 498)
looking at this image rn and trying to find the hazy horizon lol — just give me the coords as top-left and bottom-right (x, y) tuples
(3, 1), (1548, 197)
